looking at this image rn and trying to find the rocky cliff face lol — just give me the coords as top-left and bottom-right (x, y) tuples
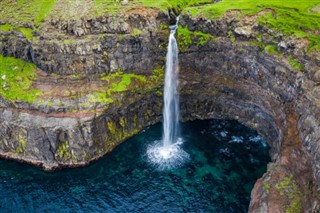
(0, 7), (319, 212)
(0, 8), (166, 170)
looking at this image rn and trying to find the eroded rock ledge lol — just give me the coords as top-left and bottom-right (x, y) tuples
(0, 8), (320, 212)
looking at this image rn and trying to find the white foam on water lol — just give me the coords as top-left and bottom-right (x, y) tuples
(147, 138), (189, 170)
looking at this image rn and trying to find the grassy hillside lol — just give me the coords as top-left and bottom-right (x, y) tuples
(0, 0), (319, 51)
(185, 0), (320, 51)
(0, 0), (56, 25)
(0, 54), (42, 103)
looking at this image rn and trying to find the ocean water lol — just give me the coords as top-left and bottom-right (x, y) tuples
(0, 119), (270, 213)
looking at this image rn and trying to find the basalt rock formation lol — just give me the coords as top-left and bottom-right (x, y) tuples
(0, 6), (320, 213)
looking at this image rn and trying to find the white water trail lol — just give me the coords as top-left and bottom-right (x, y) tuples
(162, 17), (180, 148)
(147, 17), (189, 170)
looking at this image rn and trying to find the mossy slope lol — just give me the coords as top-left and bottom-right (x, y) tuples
(0, 54), (42, 103)
(0, 0), (56, 26)
(1, 0), (318, 51)
(185, 0), (320, 51)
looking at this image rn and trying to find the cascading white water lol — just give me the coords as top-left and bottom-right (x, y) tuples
(147, 17), (189, 170)
(162, 18), (180, 148)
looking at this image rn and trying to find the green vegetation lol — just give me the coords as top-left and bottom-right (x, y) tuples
(59, 39), (77, 45)
(14, 70), (150, 111)
(111, 74), (132, 92)
(151, 66), (165, 82)
(147, 66), (165, 93)
(258, 10), (320, 51)
(185, 0), (320, 51)
(177, 27), (212, 51)
(107, 121), (117, 134)
(0, 0), (56, 26)
(0, 0), (316, 109)
(15, 134), (27, 153)
(265, 45), (281, 56)
(263, 182), (271, 193)
(0, 54), (42, 103)
(93, 0), (122, 16)
(86, 92), (114, 105)
(68, 74), (80, 79)
(0, 24), (38, 42)
(1, 0), (318, 51)
(246, 40), (264, 49)
(76, 71), (148, 110)
(137, 0), (212, 11)
(101, 72), (147, 95)
(288, 56), (303, 71)
(119, 117), (126, 128)
(195, 30), (211, 45)
(63, 90), (71, 96)
(110, 73), (146, 93)
(178, 27), (193, 48)
(276, 175), (302, 213)
(132, 28), (143, 36)
(19, 135), (27, 151)
(16, 28), (36, 42)
(0, 24), (13, 32)
(34, 0), (57, 24)
(228, 31), (235, 42)
(118, 34), (124, 40)
(245, 43), (304, 71)
(56, 140), (73, 159)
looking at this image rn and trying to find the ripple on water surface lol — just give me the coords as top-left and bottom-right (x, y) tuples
(0, 120), (270, 212)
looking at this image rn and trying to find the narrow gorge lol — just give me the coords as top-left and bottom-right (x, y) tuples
(0, 1), (320, 212)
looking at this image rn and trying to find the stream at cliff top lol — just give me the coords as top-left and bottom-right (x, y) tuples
(0, 119), (270, 213)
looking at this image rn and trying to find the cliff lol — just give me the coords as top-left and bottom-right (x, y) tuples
(1, 0), (320, 212)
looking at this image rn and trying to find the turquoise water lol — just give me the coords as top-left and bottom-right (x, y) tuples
(0, 120), (270, 212)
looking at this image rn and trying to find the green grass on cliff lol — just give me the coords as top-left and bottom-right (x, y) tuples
(1, 0), (318, 51)
(0, 54), (42, 103)
(0, 24), (39, 42)
(0, 0), (57, 26)
(81, 72), (147, 109)
(184, 0), (319, 19)
(275, 175), (302, 213)
(263, 45), (304, 71)
(177, 26), (212, 51)
(0, 0), (319, 53)
(94, 0), (122, 15)
(137, 0), (212, 11)
(0, 24), (13, 32)
(184, 0), (320, 51)
(101, 72), (146, 94)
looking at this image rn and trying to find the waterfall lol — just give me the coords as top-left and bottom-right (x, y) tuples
(162, 17), (179, 148)
(146, 17), (189, 169)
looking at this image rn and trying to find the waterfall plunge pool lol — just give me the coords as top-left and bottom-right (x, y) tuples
(0, 119), (270, 212)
